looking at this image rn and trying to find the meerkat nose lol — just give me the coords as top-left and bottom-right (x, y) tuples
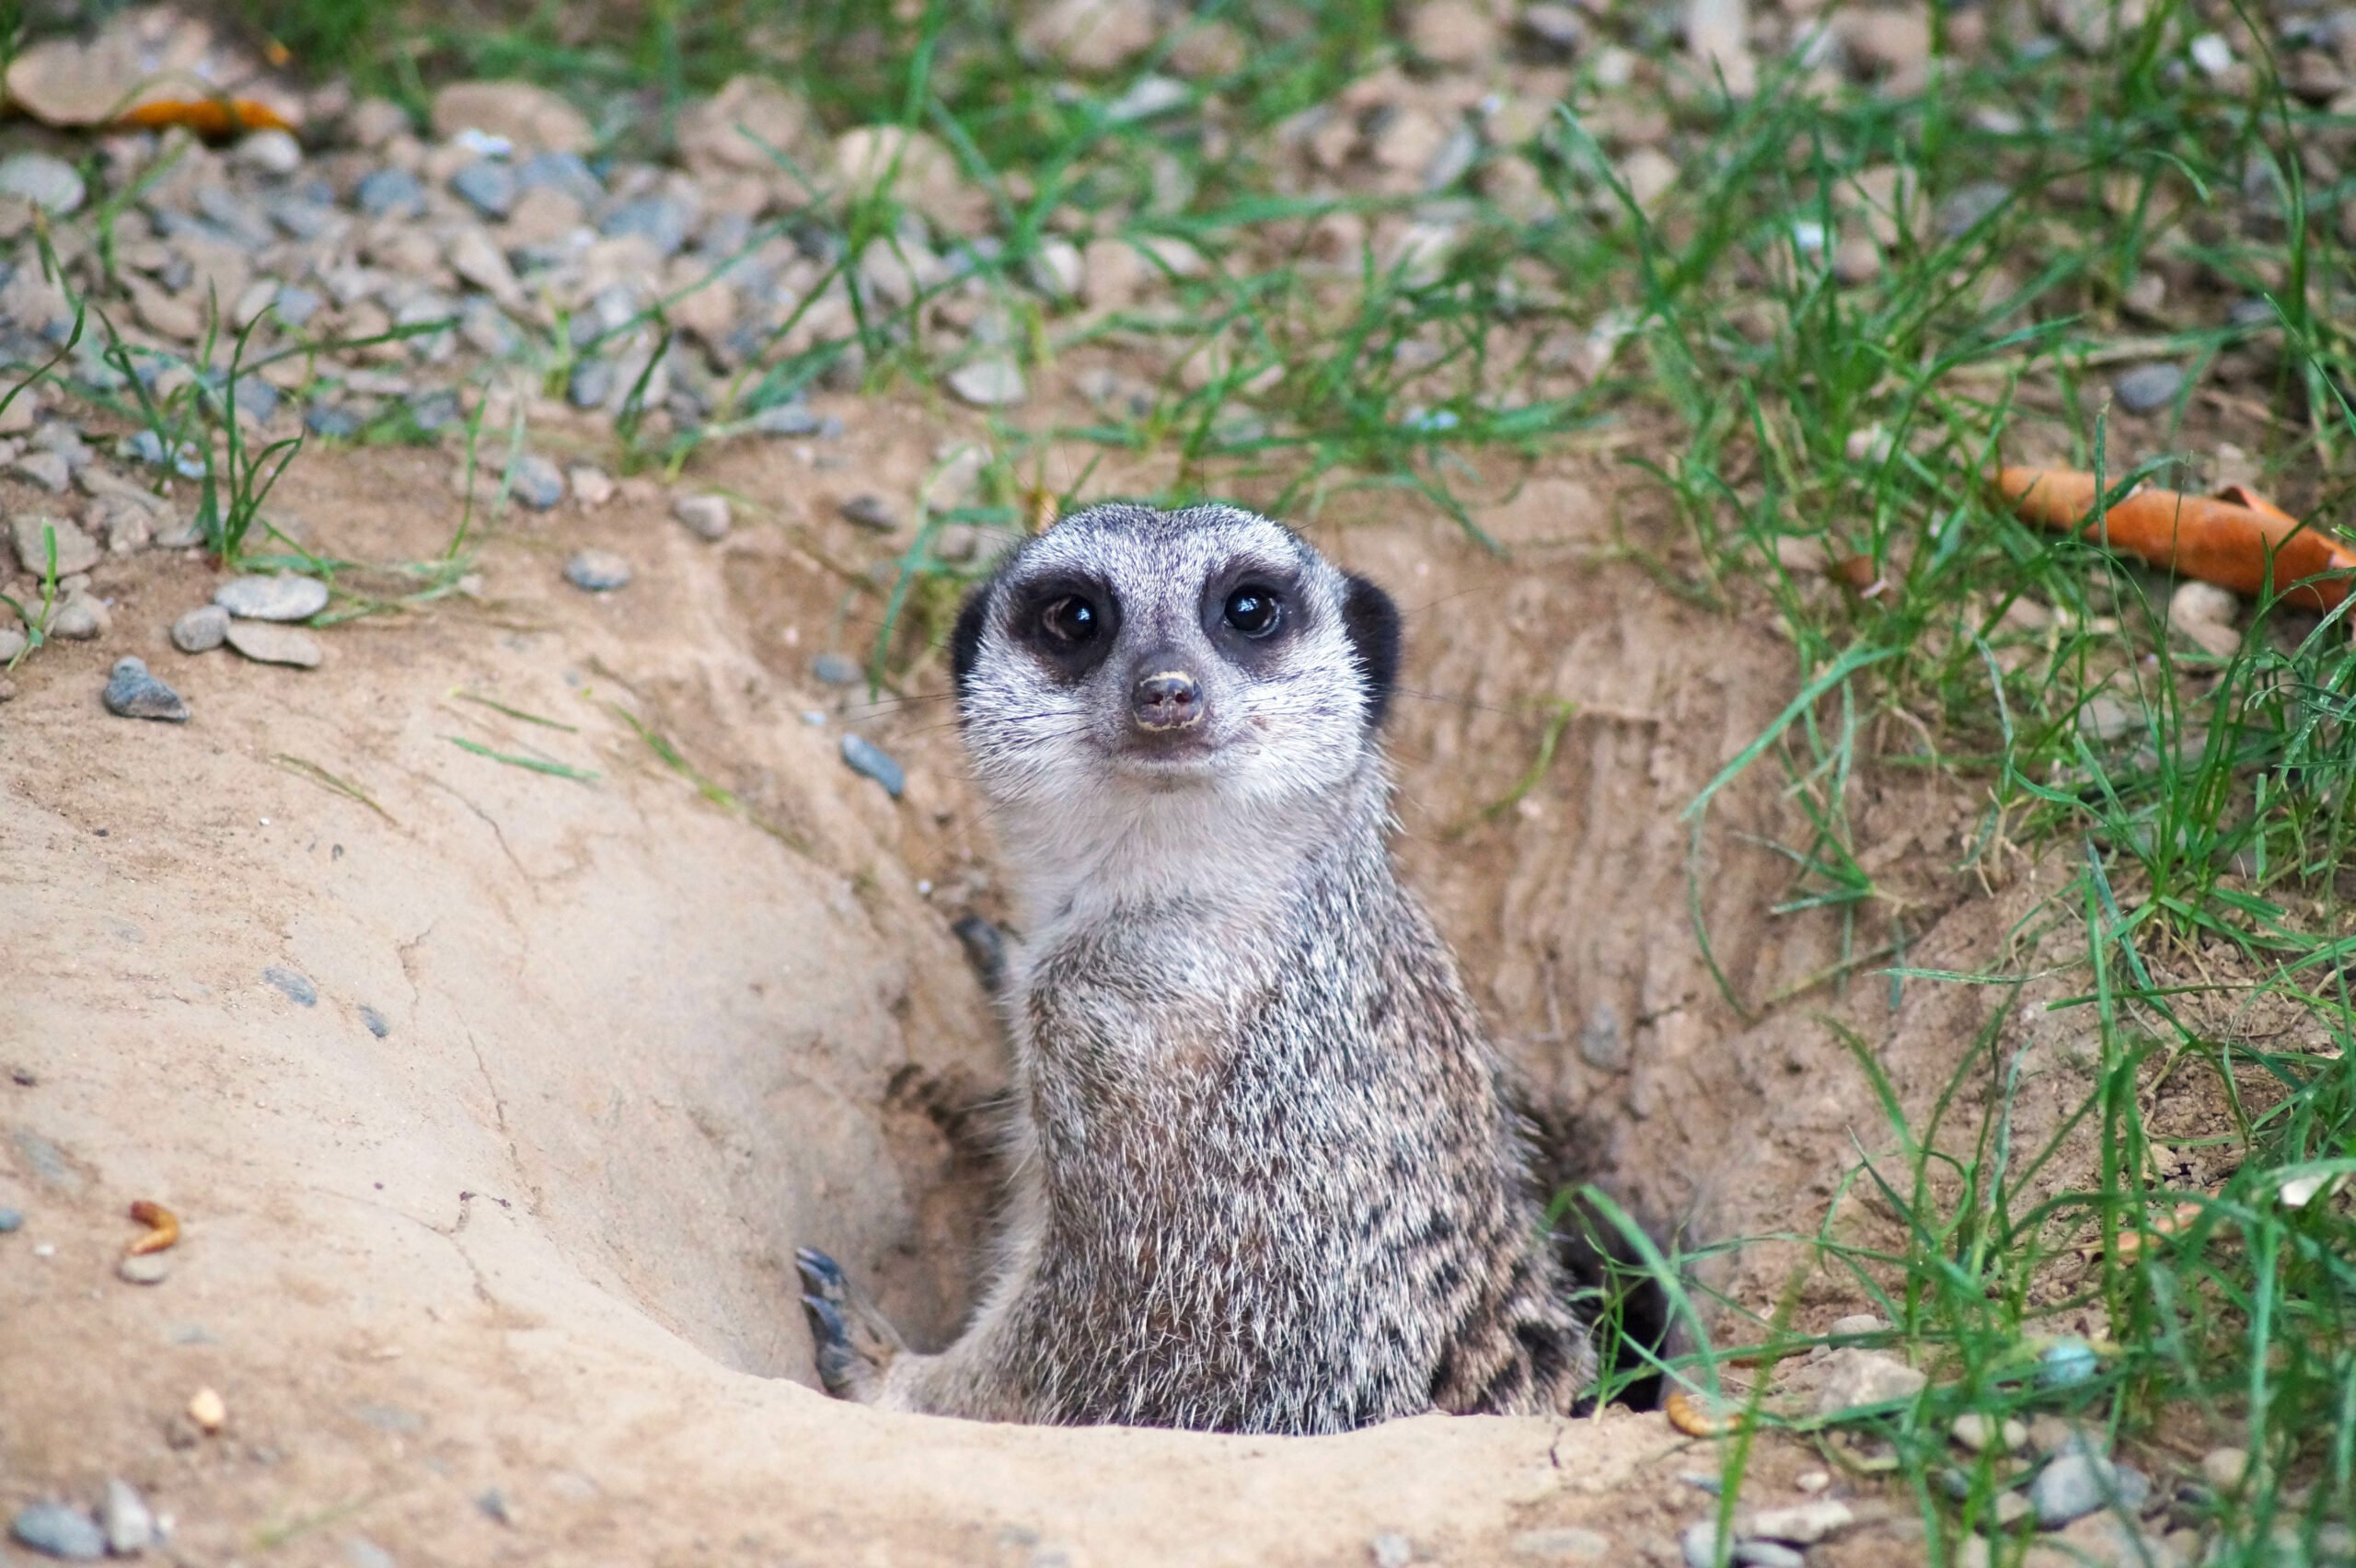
(1131, 669), (1205, 732)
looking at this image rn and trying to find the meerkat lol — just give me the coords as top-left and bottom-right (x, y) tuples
(796, 502), (1597, 1435)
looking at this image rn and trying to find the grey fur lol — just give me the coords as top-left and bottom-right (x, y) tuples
(798, 502), (1595, 1434)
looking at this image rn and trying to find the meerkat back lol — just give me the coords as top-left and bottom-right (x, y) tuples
(796, 502), (1595, 1434)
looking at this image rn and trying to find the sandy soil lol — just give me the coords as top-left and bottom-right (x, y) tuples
(0, 398), (2123, 1565)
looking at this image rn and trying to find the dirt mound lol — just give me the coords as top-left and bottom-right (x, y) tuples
(1, 429), (1981, 1562)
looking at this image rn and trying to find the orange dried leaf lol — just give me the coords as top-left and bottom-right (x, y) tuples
(1665, 1386), (1738, 1437)
(1995, 467), (2356, 613)
(114, 97), (295, 135)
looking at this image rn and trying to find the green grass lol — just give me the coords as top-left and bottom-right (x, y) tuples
(6, 1), (2351, 1557)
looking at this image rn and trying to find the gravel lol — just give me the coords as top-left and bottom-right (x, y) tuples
(838, 493), (898, 532)
(840, 732), (907, 798)
(355, 167), (427, 218)
(1811, 1348), (1926, 1415)
(813, 652), (862, 686)
(602, 194), (693, 257)
(10, 513), (100, 576)
(947, 354), (1028, 407)
(10, 1501), (106, 1561)
(0, 153), (87, 215)
(360, 1005), (390, 1039)
(451, 160), (519, 218)
(103, 657), (191, 722)
(564, 549), (632, 592)
(0, 1207), (21, 1232)
(225, 621), (326, 668)
(118, 1251), (172, 1285)
(264, 965), (318, 1006)
(215, 573), (329, 621)
(1731, 1543), (1803, 1568)
(2029, 1450), (2119, 1527)
(2113, 363), (2186, 413)
(674, 492), (733, 540)
(506, 453), (566, 510)
(99, 1480), (155, 1556)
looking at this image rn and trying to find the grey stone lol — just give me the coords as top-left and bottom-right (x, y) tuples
(196, 184), (276, 248)
(0, 1207), (20, 1231)
(215, 573), (329, 622)
(275, 284), (324, 327)
(569, 357), (616, 409)
(475, 1488), (512, 1526)
(346, 1538), (398, 1568)
(1938, 181), (2012, 236)
(1742, 1501), (1854, 1545)
(360, 1006), (390, 1039)
(750, 402), (838, 438)
(1732, 1543), (1803, 1568)
(1370, 1534), (1413, 1568)
(450, 160), (518, 218)
(50, 590), (108, 640)
(948, 354), (1028, 407)
(13, 451), (71, 491)
(306, 402), (362, 439)
(10, 1501), (105, 1560)
(117, 1251), (171, 1285)
(674, 493), (732, 540)
(506, 454), (565, 510)
(2200, 1447), (2250, 1491)
(1510, 1527), (1612, 1559)
(1680, 1522), (1725, 1568)
(839, 493), (897, 532)
(601, 195), (692, 257)
(1811, 1348), (1926, 1416)
(563, 549), (631, 592)
(2029, 1450), (2119, 1527)
(264, 966), (318, 1005)
(10, 1128), (78, 1190)
(2038, 1336), (2100, 1389)
(226, 622), (325, 667)
(1579, 1003), (1628, 1071)
(10, 513), (100, 576)
(840, 733), (906, 798)
(2113, 363), (2185, 413)
(103, 657), (191, 722)
(459, 297), (523, 357)
(355, 167), (427, 218)
(0, 153), (86, 215)
(517, 151), (605, 207)
(813, 652), (862, 686)
(1519, 3), (1588, 52)
(234, 129), (305, 176)
(267, 195), (335, 241)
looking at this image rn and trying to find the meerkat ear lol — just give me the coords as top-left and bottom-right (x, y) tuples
(950, 587), (990, 699)
(1340, 573), (1402, 730)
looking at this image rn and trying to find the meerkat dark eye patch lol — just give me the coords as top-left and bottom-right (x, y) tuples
(1010, 577), (1121, 679)
(950, 588), (989, 698)
(1341, 573), (1401, 729)
(1201, 562), (1302, 669)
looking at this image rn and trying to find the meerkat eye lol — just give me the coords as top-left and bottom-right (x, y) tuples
(1038, 594), (1101, 648)
(1222, 585), (1281, 638)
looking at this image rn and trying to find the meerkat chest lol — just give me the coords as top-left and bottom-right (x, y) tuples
(1014, 903), (1279, 1087)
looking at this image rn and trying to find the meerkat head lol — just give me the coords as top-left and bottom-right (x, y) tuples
(948, 503), (1401, 829)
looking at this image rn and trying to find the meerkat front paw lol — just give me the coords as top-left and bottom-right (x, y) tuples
(795, 1246), (907, 1401)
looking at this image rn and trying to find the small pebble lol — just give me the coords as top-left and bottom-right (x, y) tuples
(813, 652), (862, 687)
(103, 657), (191, 722)
(1743, 1501), (1854, 1545)
(2200, 1447), (2251, 1492)
(569, 466), (617, 507)
(188, 1386), (227, 1432)
(840, 733), (906, 799)
(355, 167), (426, 218)
(563, 550), (631, 593)
(2029, 1450), (2118, 1528)
(234, 128), (304, 176)
(1680, 1522), (1723, 1568)
(173, 605), (231, 653)
(506, 453), (565, 511)
(0, 152), (86, 214)
(450, 160), (518, 218)
(1951, 1412), (2028, 1453)
(1811, 1347), (1926, 1415)
(359, 1005), (390, 1040)
(0, 1207), (21, 1232)
(674, 493), (733, 541)
(263, 965), (318, 1006)
(10, 1501), (105, 1561)
(1507, 1527), (1611, 1561)
(947, 354), (1028, 408)
(476, 1489), (513, 1526)
(118, 1251), (171, 1285)
(1827, 1313), (1888, 1338)
(1369, 1533), (1413, 1568)
(214, 573), (329, 622)
(2113, 363), (2185, 414)
(225, 622), (326, 668)
(600, 194), (692, 257)
(839, 493), (897, 532)
(2038, 1337), (2100, 1389)
(1732, 1543), (1804, 1568)
(99, 1480), (154, 1556)
(1792, 1470), (1830, 1494)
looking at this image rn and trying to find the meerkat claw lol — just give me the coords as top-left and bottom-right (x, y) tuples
(795, 1246), (905, 1401)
